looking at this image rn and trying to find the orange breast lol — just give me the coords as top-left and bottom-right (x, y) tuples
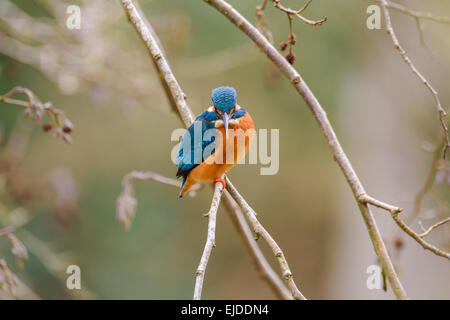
(188, 112), (255, 183)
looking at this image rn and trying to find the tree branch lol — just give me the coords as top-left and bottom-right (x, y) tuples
(391, 213), (450, 260)
(272, 0), (327, 26)
(193, 180), (224, 300)
(205, 0), (408, 299)
(221, 191), (293, 300)
(375, 0), (450, 24)
(120, 0), (194, 127)
(379, 0), (449, 160)
(418, 217), (450, 239)
(225, 178), (306, 300)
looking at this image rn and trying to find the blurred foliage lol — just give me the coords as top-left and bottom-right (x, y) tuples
(0, 0), (449, 299)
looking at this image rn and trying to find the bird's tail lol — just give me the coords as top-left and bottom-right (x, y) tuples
(178, 175), (188, 198)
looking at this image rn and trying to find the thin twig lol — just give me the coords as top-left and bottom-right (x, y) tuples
(225, 178), (306, 300)
(358, 194), (403, 214)
(205, 0), (407, 299)
(380, 0), (449, 160)
(375, 0), (450, 24)
(409, 144), (442, 224)
(120, 0), (194, 127)
(272, 0), (327, 26)
(193, 180), (224, 300)
(391, 213), (450, 260)
(418, 217), (450, 238)
(116, 170), (182, 231)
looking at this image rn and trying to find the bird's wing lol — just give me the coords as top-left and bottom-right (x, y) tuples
(176, 111), (216, 177)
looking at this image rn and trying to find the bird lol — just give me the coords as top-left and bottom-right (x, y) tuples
(176, 86), (255, 198)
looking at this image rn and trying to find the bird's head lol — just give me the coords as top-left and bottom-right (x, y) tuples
(210, 86), (238, 139)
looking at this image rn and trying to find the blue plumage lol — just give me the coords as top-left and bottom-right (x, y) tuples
(176, 111), (217, 179)
(211, 87), (236, 113)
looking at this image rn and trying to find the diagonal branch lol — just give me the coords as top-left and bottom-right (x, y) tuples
(205, 0), (408, 299)
(194, 180), (224, 300)
(120, 0), (194, 128)
(221, 191), (293, 300)
(225, 178), (306, 300)
(391, 213), (450, 260)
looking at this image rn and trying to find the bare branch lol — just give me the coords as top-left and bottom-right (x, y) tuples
(418, 217), (450, 238)
(221, 192), (293, 300)
(391, 213), (450, 260)
(272, 0), (327, 26)
(205, 0), (407, 299)
(410, 146), (442, 224)
(116, 170), (181, 231)
(375, 0), (450, 24)
(379, 0), (449, 160)
(120, 0), (194, 127)
(193, 180), (225, 300)
(225, 178), (306, 300)
(358, 194), (403, 214)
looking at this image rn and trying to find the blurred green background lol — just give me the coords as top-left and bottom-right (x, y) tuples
(0, 0), (449, 299)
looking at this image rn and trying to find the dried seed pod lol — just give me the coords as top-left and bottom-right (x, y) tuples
(288, 34), (297, 45)
(285, 52), (296, 65)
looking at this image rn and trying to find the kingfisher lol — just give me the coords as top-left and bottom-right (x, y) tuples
(176, 87), (255, 198)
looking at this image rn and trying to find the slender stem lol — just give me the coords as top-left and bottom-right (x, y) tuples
(418, 217), (450, 239)
(375, 0), (450, 24)
(193, 181), (224, 300)
(380, 0), (449, 160)
(391, 214), (450, 260)
(221, 191), (293, 299)
(226, 179), (306, 300)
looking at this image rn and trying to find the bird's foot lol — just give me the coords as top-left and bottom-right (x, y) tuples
(214, 178), (226, 189)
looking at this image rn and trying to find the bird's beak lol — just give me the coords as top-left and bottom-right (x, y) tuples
(222, 112), (230, 139)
